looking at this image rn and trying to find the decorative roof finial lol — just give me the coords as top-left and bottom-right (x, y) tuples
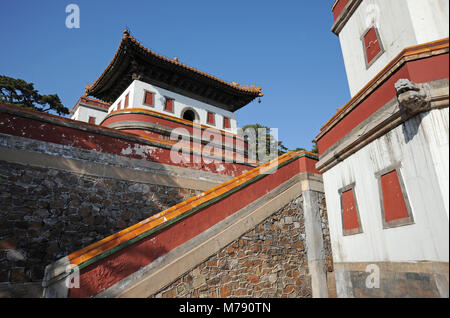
(123, 28), (130, 38)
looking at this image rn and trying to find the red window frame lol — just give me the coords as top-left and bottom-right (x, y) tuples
(143, 91), (154, 107)
(88, 116), (96, 125)
(223, 117), (231, 129)
(362, 26), (384, 68)
(124, 93), (129, 108)
(164, 97), (174, 113)
(117, 101), (122, 110)
(339, 184), (363, 236)
(376, 166), (414, 228)
(207, 112), (215, 125)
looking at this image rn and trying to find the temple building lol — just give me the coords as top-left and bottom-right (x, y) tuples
(70, 96), (110, 125)
(70, 30), (263, 168)
(0, 1), (448, 299)
(315, 0), (449, 297)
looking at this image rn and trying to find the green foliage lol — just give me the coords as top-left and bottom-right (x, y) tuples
(240, 124), (288, 162)
(240, 124), (319, 161)
(0, 75), (69, 116)
(310, 140), (319, 154)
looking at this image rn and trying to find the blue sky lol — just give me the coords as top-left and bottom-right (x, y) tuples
(0, 0), (350, 151)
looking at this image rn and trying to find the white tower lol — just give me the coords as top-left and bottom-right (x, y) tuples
(315, 0), (449, 298)
(332, 0), (449, 96)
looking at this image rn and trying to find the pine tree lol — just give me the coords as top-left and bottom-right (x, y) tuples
(0, 75), (69, 115)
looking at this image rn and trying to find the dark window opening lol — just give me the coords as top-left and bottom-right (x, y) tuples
(183, 110), (196, 122)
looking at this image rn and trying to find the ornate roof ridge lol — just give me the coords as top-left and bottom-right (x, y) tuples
(85, 29), (263, 98)
(80, 96), (111, 106)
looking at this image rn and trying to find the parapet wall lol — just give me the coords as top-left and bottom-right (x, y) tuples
(41, 152), (333, 298)
(0, 103), (255, 178)
(0, 103), (249, 297)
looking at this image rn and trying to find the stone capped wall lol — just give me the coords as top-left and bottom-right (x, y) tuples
(0, 160), (201, 297)
(151, 196), (315, 298)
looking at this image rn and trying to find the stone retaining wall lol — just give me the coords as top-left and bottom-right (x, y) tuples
(151, 196), (314, 298)
(0, 160), (202, 297)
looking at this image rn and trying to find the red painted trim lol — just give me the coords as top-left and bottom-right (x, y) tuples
(299, 156), (321, 175)
(317, 52), (449, 155)
(80, 97), (110, 109)
(102, 112), (247, 149)
(319, 39), (448, 134)
(72, 96), (111, 114)
(332, 0), (349, 21)
(122, 129), (248, 164)
(68, 155), (319, 298)
(0, 104), (253, 177)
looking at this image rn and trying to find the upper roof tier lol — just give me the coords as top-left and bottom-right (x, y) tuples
(85, 30), (263, 112)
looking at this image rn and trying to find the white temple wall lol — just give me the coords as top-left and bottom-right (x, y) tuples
(109, 80), (238, 133)
(323, 108), (449, 264)
(338, 0), (449, 97)
(71, 106), (108, 125)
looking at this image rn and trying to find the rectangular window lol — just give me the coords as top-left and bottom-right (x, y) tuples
(88, 116), (96, 125)
(207, 112), (215, 125)
(362, 26), (383, 67)
(117, 101), (122, 110)
(164, 98), (174, 113)
(124, 93), (129, 108)
(377, 167), (414, 228)
(339, 184), (363, 236)
(144, 91), (154, 106)
(223, 117), (231, 129)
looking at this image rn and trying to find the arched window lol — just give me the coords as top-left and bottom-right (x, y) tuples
(181, 108), (199, 123)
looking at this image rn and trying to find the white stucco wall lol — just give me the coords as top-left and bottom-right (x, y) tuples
(71, 106), (108, 125)
(407, 0), (449, 44)
(338, 0), (449, 97)
(109, 80), (238, 134)
(323, 108), (449, 264)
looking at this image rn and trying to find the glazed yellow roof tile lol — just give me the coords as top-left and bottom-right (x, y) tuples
(67, 151), (302, 267)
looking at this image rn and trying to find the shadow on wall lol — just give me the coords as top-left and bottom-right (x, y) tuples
(401, 112), (424, 144)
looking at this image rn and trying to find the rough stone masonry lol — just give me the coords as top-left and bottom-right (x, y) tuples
(0, 160), (202, 297)
(151, 194), (333, 298)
